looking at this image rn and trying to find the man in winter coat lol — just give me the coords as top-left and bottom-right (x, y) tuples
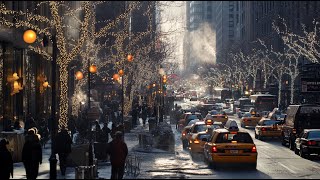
(22, 129), (42, 179)
(54, 126), (72, 176)
(0, 139), (13, 179)
(108, 131), (128, 179)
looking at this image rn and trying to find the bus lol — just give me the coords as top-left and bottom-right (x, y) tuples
(249, 93), (277, 113)
(213, 87), (232, 102)
(238, 98), (253, 112)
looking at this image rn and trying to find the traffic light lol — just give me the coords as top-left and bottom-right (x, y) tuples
(163, 84), (167, 90)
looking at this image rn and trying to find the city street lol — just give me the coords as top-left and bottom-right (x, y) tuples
(135, 116), (320, 179)
(1, 1), (320, 179)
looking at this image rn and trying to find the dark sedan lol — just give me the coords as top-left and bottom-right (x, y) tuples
(294, 129), (320, 158)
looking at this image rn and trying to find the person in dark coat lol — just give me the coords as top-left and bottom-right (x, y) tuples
(110, 123), (117, 139)
(24, 116), (37, 133)
(108, 131), (128, 179)
(131, 107), (138, 127)
(101, 122), (111, 143)
(22, 129), (42, 180)
(141, 105), (148, 127)
(54, 126), (72, 176)
(0, 139), (13, 179)
(67, 116), (77, 139)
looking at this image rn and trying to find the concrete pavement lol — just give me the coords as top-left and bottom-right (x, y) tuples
(11, 118), (157, 179)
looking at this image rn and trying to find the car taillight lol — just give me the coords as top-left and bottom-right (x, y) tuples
(251, 146), (257, 153)
(212, 146), (217, 153)
(308, 141), (317, 146)
(194, 139), (200, 144)
(243, 119), (247, 122)
(261, 127), (266, 131)
(182, 133), (186, 136)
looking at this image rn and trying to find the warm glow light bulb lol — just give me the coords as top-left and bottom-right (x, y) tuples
(23, 30), (37, 44)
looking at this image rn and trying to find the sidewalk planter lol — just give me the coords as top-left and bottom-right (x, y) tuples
(151, 122), (175, 152)
(74, 158), (98, 179)
(138, 133), (153, 150)
(148, 117), (157, 132)
(0, 130), (25, 162)
(67, 144), (89, 167)
(75, 165), (95, 179)
(93, 142), (108, 161)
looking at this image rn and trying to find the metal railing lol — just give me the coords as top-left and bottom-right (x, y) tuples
(124, 154), (141, 177)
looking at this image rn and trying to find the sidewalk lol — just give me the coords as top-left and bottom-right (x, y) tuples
(12, 118), (153, 179)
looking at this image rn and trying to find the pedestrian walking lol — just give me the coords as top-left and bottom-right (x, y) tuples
(107, 131), (128, 179)
(54, 126), (72, 176)
(22, 129), (42, 180)
(101, 122), (111, 143)
(131, 106), (138, 127)
(141, 105), (148, 127)
(0, 139), (13, 179)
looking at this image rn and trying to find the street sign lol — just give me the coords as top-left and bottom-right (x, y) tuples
(301, 78), (320, 92)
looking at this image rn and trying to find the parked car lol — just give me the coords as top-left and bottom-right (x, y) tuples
(281, 104), (320, 150)
(294, 129), (320, 159)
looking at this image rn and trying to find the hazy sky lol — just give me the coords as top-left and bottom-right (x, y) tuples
(158, 1), (186, 71)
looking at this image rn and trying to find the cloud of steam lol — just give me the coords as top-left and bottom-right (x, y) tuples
(187, 22), (216, 64)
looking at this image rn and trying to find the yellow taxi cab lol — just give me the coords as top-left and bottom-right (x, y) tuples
(203, 121), (257, 169)
(189, 131), (211, 155)
(205, 110), (228, 125)
(255, 118), (282, 140)
(188, 119), (220, 155)
(240, 112), (262, 128)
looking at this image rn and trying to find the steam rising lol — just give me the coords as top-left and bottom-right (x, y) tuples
(187, 22), (216, 64)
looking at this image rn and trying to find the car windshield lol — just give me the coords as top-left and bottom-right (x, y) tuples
(308, 131), (320, 139)
(187, 119), (200, 126)
(262, 120), (279, 126)
(243, 113), (252, 117)
(276, 114), (286, 118)
(198, 134), (211, 140)
(216, 132), (254, 143)
(192, 124), (209, 133)
(212, 124), (223, 129)
(210, 110), (226, 115)
(187, 114), (202, 120)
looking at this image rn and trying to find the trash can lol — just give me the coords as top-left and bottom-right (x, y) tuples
(124, 120), (131, 133)
(148, 117), (156, 132)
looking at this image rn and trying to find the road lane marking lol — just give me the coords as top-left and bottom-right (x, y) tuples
(278, 162), (297, 174)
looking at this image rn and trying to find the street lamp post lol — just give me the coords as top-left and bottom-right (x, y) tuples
(49, 33), (58, 179)
(23, 29), (58, 179)
(119, 54), (133, 124)
(87, 63), (97, 166)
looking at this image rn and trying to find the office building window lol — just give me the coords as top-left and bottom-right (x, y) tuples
(207, 6), (212, 12)
(229, 21), (234, 27)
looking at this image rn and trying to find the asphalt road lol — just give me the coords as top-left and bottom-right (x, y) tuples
(136, 115), (320, 179)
